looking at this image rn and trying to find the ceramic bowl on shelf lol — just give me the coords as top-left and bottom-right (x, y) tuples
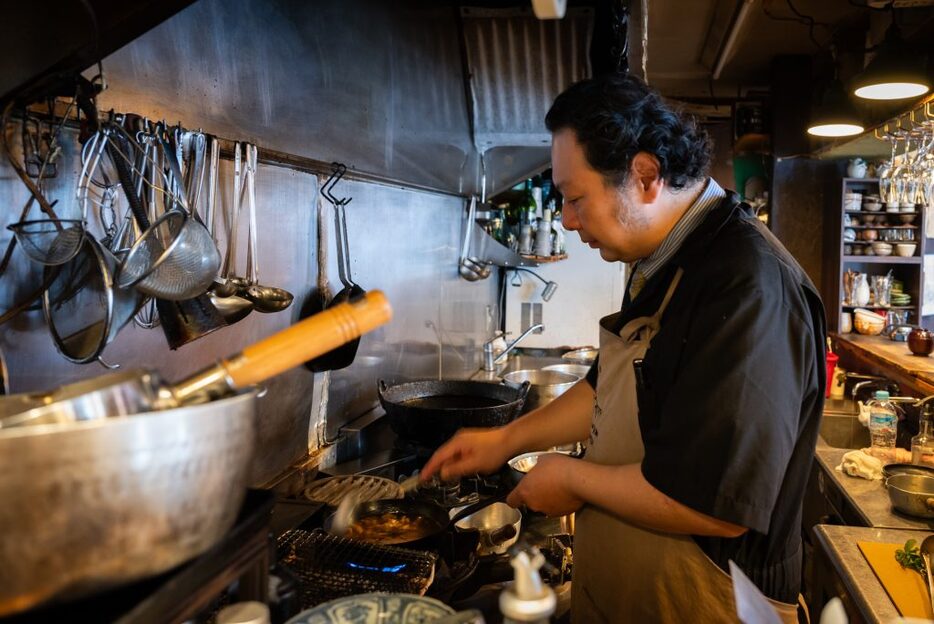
(871, 242), (893, 256)
(861, 229), (878, 241)
(895, 243), (917, 257)
(843, 244), (853, 255)
(854, 308), (886, 336)
(852, 245), (864, 255)
(843, 228), (857, 242)
(898, 212), (916, 224)
(900, 202), (917, 212)
(862, 214), (877, 224)
(886, 201), (901, 213)
(863, 201), (883, 212)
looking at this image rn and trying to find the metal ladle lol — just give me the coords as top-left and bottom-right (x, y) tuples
(458, 196), (491, 281)
(208, 139), (253, 322)
(921, 535), (934, 616)
(239, 143), (294, 313)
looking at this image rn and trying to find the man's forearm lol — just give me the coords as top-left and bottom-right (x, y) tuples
(570, 461), (747, 538)
(503, 379), (595, 456)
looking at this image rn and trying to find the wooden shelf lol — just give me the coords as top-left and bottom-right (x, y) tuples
(519, 253), (567, 263)
(842, 255), (921, 264)
(841, 304), (915, 310)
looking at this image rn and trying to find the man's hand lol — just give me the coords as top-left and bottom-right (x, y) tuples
(421, 427), (514, 482)
(506, 454), (584, 516)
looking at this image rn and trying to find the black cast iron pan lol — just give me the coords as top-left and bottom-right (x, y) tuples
(378, 379), (531, 448)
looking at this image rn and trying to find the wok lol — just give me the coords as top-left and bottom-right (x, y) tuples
(0, 392), (255, 616)
(0, 292), (393, 616)
(378, 379), (530, 448)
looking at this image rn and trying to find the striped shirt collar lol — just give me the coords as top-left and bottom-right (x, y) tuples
(629, 178), (726, 295)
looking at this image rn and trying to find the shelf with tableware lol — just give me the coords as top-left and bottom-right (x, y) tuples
(830, 173), (931, 335)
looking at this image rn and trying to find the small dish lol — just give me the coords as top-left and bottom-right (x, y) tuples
(863, 201), (883, 212)
(898, 212), (916, 224)
(854, 308), (886, 335)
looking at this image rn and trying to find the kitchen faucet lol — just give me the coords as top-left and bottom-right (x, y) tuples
(851, 378), (900, 401)
(482, 324), (544, 371)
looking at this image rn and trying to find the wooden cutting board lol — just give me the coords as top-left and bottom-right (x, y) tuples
(858, 541), (933, 619)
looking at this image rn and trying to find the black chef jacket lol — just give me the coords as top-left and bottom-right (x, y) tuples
(585, 192), (826, 603)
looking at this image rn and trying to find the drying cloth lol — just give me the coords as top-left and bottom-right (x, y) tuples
(836, 450), (884, 480)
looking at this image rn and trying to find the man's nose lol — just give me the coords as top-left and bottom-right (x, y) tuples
(562, 203), (580, 230)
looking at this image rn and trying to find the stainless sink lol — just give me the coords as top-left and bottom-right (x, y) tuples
(819, 398), (869, 449)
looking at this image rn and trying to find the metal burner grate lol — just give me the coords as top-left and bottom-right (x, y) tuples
(277, 529), (437, 609)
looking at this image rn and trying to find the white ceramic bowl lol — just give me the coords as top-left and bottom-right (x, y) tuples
(895, 243), (917, 257)
(901, 202), (916, 212)
(863, 202), (883, 212)
(854, 308), (886, 336)
(871, 242), (893, 256)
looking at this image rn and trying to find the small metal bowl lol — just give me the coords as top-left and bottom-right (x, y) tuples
(885, 473), (934, 518)
(561, 347), (598, 365)
(542, 363), (591, 379)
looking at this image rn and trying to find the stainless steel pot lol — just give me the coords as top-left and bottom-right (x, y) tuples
(885, 473), (934, 518)
(542, 363), (591, 379)
(502, 369), (578, 413)
(0, 392), (256, 616)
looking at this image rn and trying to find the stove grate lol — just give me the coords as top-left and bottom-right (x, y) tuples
(276, 529), (437, 609)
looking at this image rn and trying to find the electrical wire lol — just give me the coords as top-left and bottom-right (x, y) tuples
(761, 0), (831, 50)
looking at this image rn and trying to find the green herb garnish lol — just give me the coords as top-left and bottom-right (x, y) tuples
(896, 539), (928, 579)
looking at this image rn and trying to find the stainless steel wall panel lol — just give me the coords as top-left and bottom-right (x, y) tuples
(96, 0), (477, 195)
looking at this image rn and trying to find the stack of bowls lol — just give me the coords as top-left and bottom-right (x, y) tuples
(870, 242), (893, 256)
(854, 308), (886, 335)
(844, 192), (863, 211)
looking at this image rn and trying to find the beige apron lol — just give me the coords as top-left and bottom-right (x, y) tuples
(571, 270), (799, 624)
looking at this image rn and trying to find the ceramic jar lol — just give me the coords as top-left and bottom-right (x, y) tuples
(909, 328), (934, 356)
(847, 158), (868, 178)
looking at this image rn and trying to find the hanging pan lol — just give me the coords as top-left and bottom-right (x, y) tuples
(305, 163), (366, 372)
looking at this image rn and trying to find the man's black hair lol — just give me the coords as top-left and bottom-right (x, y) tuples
(545, 74), (711, 190)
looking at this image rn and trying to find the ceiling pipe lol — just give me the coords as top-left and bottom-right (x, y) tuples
(712, 0), (757, 80)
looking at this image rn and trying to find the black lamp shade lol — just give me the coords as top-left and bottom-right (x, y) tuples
(808, 80), (864, 138)
(853, 24), (930, 100)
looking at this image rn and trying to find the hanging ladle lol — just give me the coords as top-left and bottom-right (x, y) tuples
(208, 139), (253, 323)
(239, 143), (294, 313)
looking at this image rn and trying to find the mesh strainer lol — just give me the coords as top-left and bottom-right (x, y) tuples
(43, 235), (143, 364)
(109, 123), (220, 300)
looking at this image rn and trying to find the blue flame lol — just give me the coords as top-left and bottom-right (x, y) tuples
(347, 561), (407, 573)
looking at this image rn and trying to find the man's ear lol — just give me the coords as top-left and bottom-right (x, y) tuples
(631, 152), (663, 203)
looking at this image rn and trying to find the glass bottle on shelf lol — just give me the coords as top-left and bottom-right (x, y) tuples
(912, 407), (934, 467)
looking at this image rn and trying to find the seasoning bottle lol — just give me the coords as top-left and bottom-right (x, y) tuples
(500, 548), (556, 623)
(535, 207), (553, 257)
(912, 407), (934, 467)
(868, 391), (898, 463)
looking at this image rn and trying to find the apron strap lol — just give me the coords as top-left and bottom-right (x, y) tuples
(653, 267), (684, 320)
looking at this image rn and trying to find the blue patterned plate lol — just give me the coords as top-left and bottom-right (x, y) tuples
(285, 592), (455, 624)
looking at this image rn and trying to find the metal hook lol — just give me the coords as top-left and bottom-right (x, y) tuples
(320, 162), (351, 207)
(97, 356), (120, 370)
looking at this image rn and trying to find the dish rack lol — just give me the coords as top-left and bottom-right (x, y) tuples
(276, 529), (437, 609)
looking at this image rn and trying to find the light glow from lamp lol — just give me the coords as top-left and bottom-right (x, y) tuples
(807, 123), (865, 137)
(853, 82), (929, 100)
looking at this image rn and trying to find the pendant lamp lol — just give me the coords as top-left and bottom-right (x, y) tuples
(808, 79), (865, 138)
(853, 23), (930, 100)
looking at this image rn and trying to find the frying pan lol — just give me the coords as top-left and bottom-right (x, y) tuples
(1, 290), (393, 428)
(305, 164), (365, 372)
(378, 379), (530, 448)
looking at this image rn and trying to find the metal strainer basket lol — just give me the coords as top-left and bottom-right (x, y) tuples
(117, 209), (220, 300)
(6, 219), (86, 265)
(43, 235), (143, 364)
(106, 122), (219, 300)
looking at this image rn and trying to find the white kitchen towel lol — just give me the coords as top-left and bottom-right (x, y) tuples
(836, 450), (884, 480)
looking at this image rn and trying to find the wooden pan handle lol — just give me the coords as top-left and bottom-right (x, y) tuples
(225, 290), (391, 388)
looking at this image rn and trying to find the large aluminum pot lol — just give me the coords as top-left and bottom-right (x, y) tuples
(0, 391), (256, 616)
(502, 369), (578, 413)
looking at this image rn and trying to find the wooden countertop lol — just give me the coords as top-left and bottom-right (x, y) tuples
(834, 333), (934, 395)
